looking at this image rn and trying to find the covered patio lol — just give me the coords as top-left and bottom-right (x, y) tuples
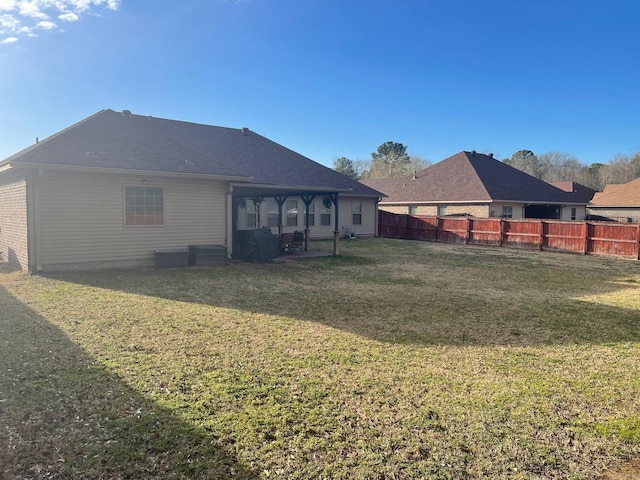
(229, 184), (351, 261)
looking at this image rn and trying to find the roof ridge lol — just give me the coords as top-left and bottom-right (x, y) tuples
(461, 151), (493, 200)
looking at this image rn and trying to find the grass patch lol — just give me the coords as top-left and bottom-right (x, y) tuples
(1, 238), (639, 479)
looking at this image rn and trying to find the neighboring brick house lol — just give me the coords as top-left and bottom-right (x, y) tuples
(361, 151), (588, 220)
(588, 177), (640, 223)
(0, 109), (382, 271)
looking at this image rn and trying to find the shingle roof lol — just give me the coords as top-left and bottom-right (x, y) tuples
(2, 109), (381, 197)
(361, 151), (582, 204)
(591, 177), (640, 206)
(550, 181), (598, 203)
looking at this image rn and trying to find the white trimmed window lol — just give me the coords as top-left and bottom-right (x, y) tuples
(246, 199), (256, 228)
(437, 205), (448, 216)
(352, 201), (362, 225)
(125, 185), (164, 226)
(320, 201), (331, 226)
(287, 199), (298, 226)
(306, 201), (315, 226)
(501, 206), (513, 218)
(267, 199), (280, 227)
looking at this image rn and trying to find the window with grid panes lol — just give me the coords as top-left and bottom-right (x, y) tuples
(125, 185), (164, 226)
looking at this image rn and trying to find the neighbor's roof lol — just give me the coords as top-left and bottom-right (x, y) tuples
(1, 109), (382, 197)
(590, 177), (640, 206)
(361, 151), (583, 204)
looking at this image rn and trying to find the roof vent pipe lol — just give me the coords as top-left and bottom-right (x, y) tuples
(413, 170), (417, 179)
(241, 127), (249, 135)
(472, 150), (476, 156)
(122, 110), (131, 116)
(489, 153), (494, 158)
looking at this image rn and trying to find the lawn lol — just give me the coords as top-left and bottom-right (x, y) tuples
(1, 238), (639, 479)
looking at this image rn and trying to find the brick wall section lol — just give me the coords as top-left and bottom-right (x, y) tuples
(0, 174), (29, 270)
(380, 204), (490, 216)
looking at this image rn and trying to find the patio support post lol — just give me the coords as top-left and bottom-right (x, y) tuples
(301, 193), (316, 252)
(329, 193), (340, 256)
(274, 195), (287, 236)
(251, 196), (263, 228)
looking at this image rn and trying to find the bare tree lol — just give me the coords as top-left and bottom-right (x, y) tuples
(408, 154), (432, 174)
(537, 151), (583, 183)
(353, 159), (373, 180)
(505, 150), (541, 178)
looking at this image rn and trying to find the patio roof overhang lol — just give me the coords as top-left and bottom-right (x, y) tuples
(229, 182), (352, 199)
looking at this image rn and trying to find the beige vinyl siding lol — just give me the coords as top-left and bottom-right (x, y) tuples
(380, 204), (491, 217)
(338, 196), (377, 237)
(0, 173), (29, 270)
(37, 170), (227, 270)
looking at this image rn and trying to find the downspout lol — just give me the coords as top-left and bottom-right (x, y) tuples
(375, 198), (381, 237)
(226, 184), (234, 260)
(333, 194), (340, 255)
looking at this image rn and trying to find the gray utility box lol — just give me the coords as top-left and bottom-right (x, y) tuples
(188, 245), (227, 265)
(155, 248), (190, 268)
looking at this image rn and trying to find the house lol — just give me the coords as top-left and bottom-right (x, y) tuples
(588, 177), (640, 223)
(360, 151), (588, 220)
(0, 109), (383, 271)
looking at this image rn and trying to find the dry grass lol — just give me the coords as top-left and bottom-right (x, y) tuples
(1, 238), (639, 479)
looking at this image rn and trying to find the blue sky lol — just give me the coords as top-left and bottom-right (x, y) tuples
(1, 0), (639, 168)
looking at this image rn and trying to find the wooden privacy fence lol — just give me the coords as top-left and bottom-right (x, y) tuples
(378, 211), (640, 260)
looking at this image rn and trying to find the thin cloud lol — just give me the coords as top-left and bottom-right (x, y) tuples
(36, 19), (55, 29)
(0, 0), (120, 44)
(59, 12), (79, 21)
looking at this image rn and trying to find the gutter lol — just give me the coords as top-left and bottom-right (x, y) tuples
(230, 182), (352, 194)
(8, 162), (254, 183)
(589, 204), (640, 208)
(380, 199), (589, 206)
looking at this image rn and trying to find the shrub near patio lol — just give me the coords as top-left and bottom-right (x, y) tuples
(1, 238), (639, 479)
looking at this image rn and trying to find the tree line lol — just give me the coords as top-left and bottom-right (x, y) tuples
(504, 150), (640, 190)
(334, 143), (640, 191)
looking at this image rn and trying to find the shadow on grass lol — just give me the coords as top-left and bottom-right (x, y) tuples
(37, 247), (640, 348)
(0, 283), (258, 480)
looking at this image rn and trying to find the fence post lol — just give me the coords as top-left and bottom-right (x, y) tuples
(500, 219), (505, 247)
(539, 220), (544, 251)
(637, 223), (640, 260)
(582, 221), (589, 255)
(465, 217), (471, 244)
